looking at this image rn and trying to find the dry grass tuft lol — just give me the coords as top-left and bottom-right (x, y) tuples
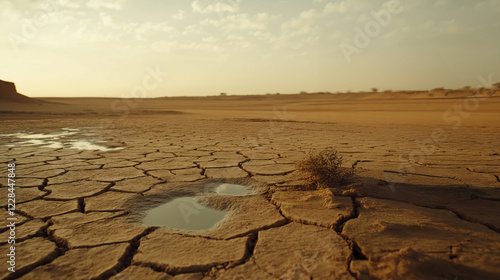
(297, 148), (353, 189)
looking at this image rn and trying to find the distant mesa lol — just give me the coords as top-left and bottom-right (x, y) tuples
(0, 79), (36, 103)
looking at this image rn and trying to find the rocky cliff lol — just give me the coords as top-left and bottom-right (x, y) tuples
(0, 79), (35, 103)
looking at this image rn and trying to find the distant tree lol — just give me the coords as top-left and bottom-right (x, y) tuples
(275, 92), (280, 95)
(493, 82), (500, 89)
(219, 92), (227, 97)
(300, 91), (308, 95)
(478, 87), (496, 96)
(372, 88), (378, 93)
(431, 87), (445, 92)
(462, 86), (471, 90)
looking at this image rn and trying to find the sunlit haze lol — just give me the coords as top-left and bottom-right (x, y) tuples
(1, 0), (499, 97)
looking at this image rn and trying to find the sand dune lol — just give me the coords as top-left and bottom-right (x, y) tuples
(1, 84), (499, 279)
(1, 86), (498, 128)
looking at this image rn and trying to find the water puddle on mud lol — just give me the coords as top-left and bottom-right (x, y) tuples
(1, 128), (123, 151)
(143, 197), (227, 231)
(66, 140), (120, 151)
(215, 183), (250, 196)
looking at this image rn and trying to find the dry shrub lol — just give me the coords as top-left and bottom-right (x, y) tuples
(297, 148), (353, 189)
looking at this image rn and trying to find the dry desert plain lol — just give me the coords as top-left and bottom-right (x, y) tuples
(1, 88), (500, 280)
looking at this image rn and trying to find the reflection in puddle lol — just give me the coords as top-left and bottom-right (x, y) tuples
(143, 197), (226, 231)
(215, 183), (250, 196)
(13, 129), (78, 139)
(43, 142), (64, 149)
(67, 140), (119, 151)
(1, 128), (123, 151)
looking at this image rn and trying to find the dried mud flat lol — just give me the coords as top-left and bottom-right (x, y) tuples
(1, 104), (500, 280)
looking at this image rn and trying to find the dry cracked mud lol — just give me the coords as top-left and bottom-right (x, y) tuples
(0, 115), (499, 280)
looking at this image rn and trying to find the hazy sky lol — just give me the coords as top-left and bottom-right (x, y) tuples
(1, 0), (499, 97)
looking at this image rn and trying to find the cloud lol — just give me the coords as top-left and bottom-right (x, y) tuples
(356, 13), (371, 23)
(57, 0), (81, 9)
(172, 9), (185, 20)
(86, 0), (125, 10)
(433, 0), (449, 7)
(132, 21), (175, 40)
(438, 19), (458, 35)
(473, 0), (500, 12)
(152, 39), (224, 53)
(323, 0), (365, 14)
(199, 13), (269, 32)
(191, 0), (241, 14)
(415, 19), (459, 38)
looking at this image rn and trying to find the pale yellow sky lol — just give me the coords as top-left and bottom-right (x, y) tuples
(1, 0), (499, 97)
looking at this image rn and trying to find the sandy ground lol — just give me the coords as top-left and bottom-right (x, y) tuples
(0, 91), (499, 279)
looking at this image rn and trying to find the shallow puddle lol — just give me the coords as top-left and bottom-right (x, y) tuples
(143, 197), (226, 231)
(67, 140), (120, 151)
(215, 183), (250, 196)
(1, 128), (123, 151)
(12, 128), (78, 139)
